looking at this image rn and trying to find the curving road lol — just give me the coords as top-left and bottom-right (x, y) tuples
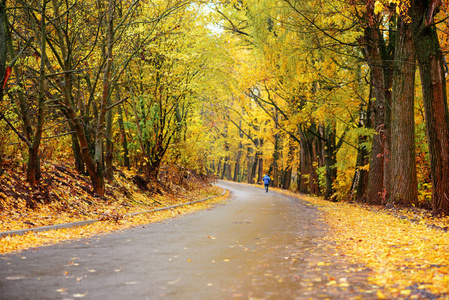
(0, 181), (376, 299)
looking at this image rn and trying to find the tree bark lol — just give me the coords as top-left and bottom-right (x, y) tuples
(350, 100), (372, 202)
(27, 0), (48, 186)
(233, 142), (242, 182)
(390, 17), (418, 206)
(0, 0), (6, 175)
(281, 139), (294, 190)
(411, 0), (449, 215)
(117, 104), (130, 169)
(324, 124), (337, 200)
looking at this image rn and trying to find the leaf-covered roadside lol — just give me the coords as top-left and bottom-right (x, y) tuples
(0, 160), (226, 254)
(276, 188), (449, 298)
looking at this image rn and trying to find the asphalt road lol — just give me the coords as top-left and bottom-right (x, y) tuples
(0, 181), (375, 299)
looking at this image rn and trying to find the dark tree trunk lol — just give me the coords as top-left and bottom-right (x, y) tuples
(257, 155), (263, 184)
(299, 129), (312, 193)
(311, 133), (322, 195)
(382, 52), (394, 205)
(221, 159), (227, 180)
(0, 0), (6, 175)
(69, 122), (85, 174)
(359, 5), (395, 205)
(233, 142), (242, 182)
(350, 100), (372, 202)
(247, 146), (253, 184)
(257, 139), (264, 184)
(366, 65), (386, 205)
(226, 160), (232, 181)
(26, 2), (47, 187)
(117, 104), (130, 169)
(281, 140), (295, 190)
(411, 0), (449, 215)
(105, 90), (114, 181)
(298, 127), (320, 195)
(324, 125), (337, 200)
(390, 17), (418, 206)
(250, 151), (258, 184)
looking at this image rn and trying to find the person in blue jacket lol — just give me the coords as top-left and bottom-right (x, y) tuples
(263, 174), (271, 192)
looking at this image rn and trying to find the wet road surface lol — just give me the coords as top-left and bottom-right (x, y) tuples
(0, 181), (376, 299)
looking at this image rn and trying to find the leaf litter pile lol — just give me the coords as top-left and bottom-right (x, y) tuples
(275, 188), (449, 299)
(0, 160), (226, 254)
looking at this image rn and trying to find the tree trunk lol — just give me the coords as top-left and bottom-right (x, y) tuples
(359, 5), (395, 205)
(69, 121), (85, 174)
(299, 129), (312, 193)
(411, 0), (449, 215)
(117, 104), (130, 169)
(282, 139), (294, 190)
(233, 142), (242, 182)
(247, 146), (253, 184)
(92, 0), (115, 195)
(105, 87), (114, 181)
(324, 124), (337, 200)
(27, 0), (47, 186)
(390, 17), (418, 206)
(350, 100), (372, 202)
(366, 65), (386, 205)
(217, 157), (222, 178)
(382, 52), (394, 205)
(0, 0), (6, 175)
(221, 158), (228, 180)
(257, 139), (263, 183)
(226, 160), (232, 181)
(310, 134), (322, 195)
(257, 155), (263, 184)
(0, 0), (6, 100)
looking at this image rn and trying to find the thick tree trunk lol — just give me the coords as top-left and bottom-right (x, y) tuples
(366, 65), (386, 204)
(382, 55), (394, 204)
(411, 0), (449, 215)
(69, 122), (85, 174)
(390, 18), (418, 206)
(226, 161), (232, 181)
(359, 5), (395, 205)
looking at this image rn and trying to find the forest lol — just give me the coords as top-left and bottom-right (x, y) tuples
(1, 0), (449, 216)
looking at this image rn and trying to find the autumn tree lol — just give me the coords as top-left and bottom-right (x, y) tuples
(390, 7), (418, 206)
(410, 0), (449, 215)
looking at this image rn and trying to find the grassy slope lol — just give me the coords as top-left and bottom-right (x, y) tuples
(0, 160), (226, 253)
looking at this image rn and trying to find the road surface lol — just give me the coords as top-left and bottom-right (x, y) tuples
(0, 181), (375, 299)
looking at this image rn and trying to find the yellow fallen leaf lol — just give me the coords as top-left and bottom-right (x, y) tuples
(376, 290), (385, 299)
(73, 292), (88, 298)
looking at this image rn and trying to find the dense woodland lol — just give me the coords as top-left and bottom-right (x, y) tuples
(0, 0), (449, 215)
